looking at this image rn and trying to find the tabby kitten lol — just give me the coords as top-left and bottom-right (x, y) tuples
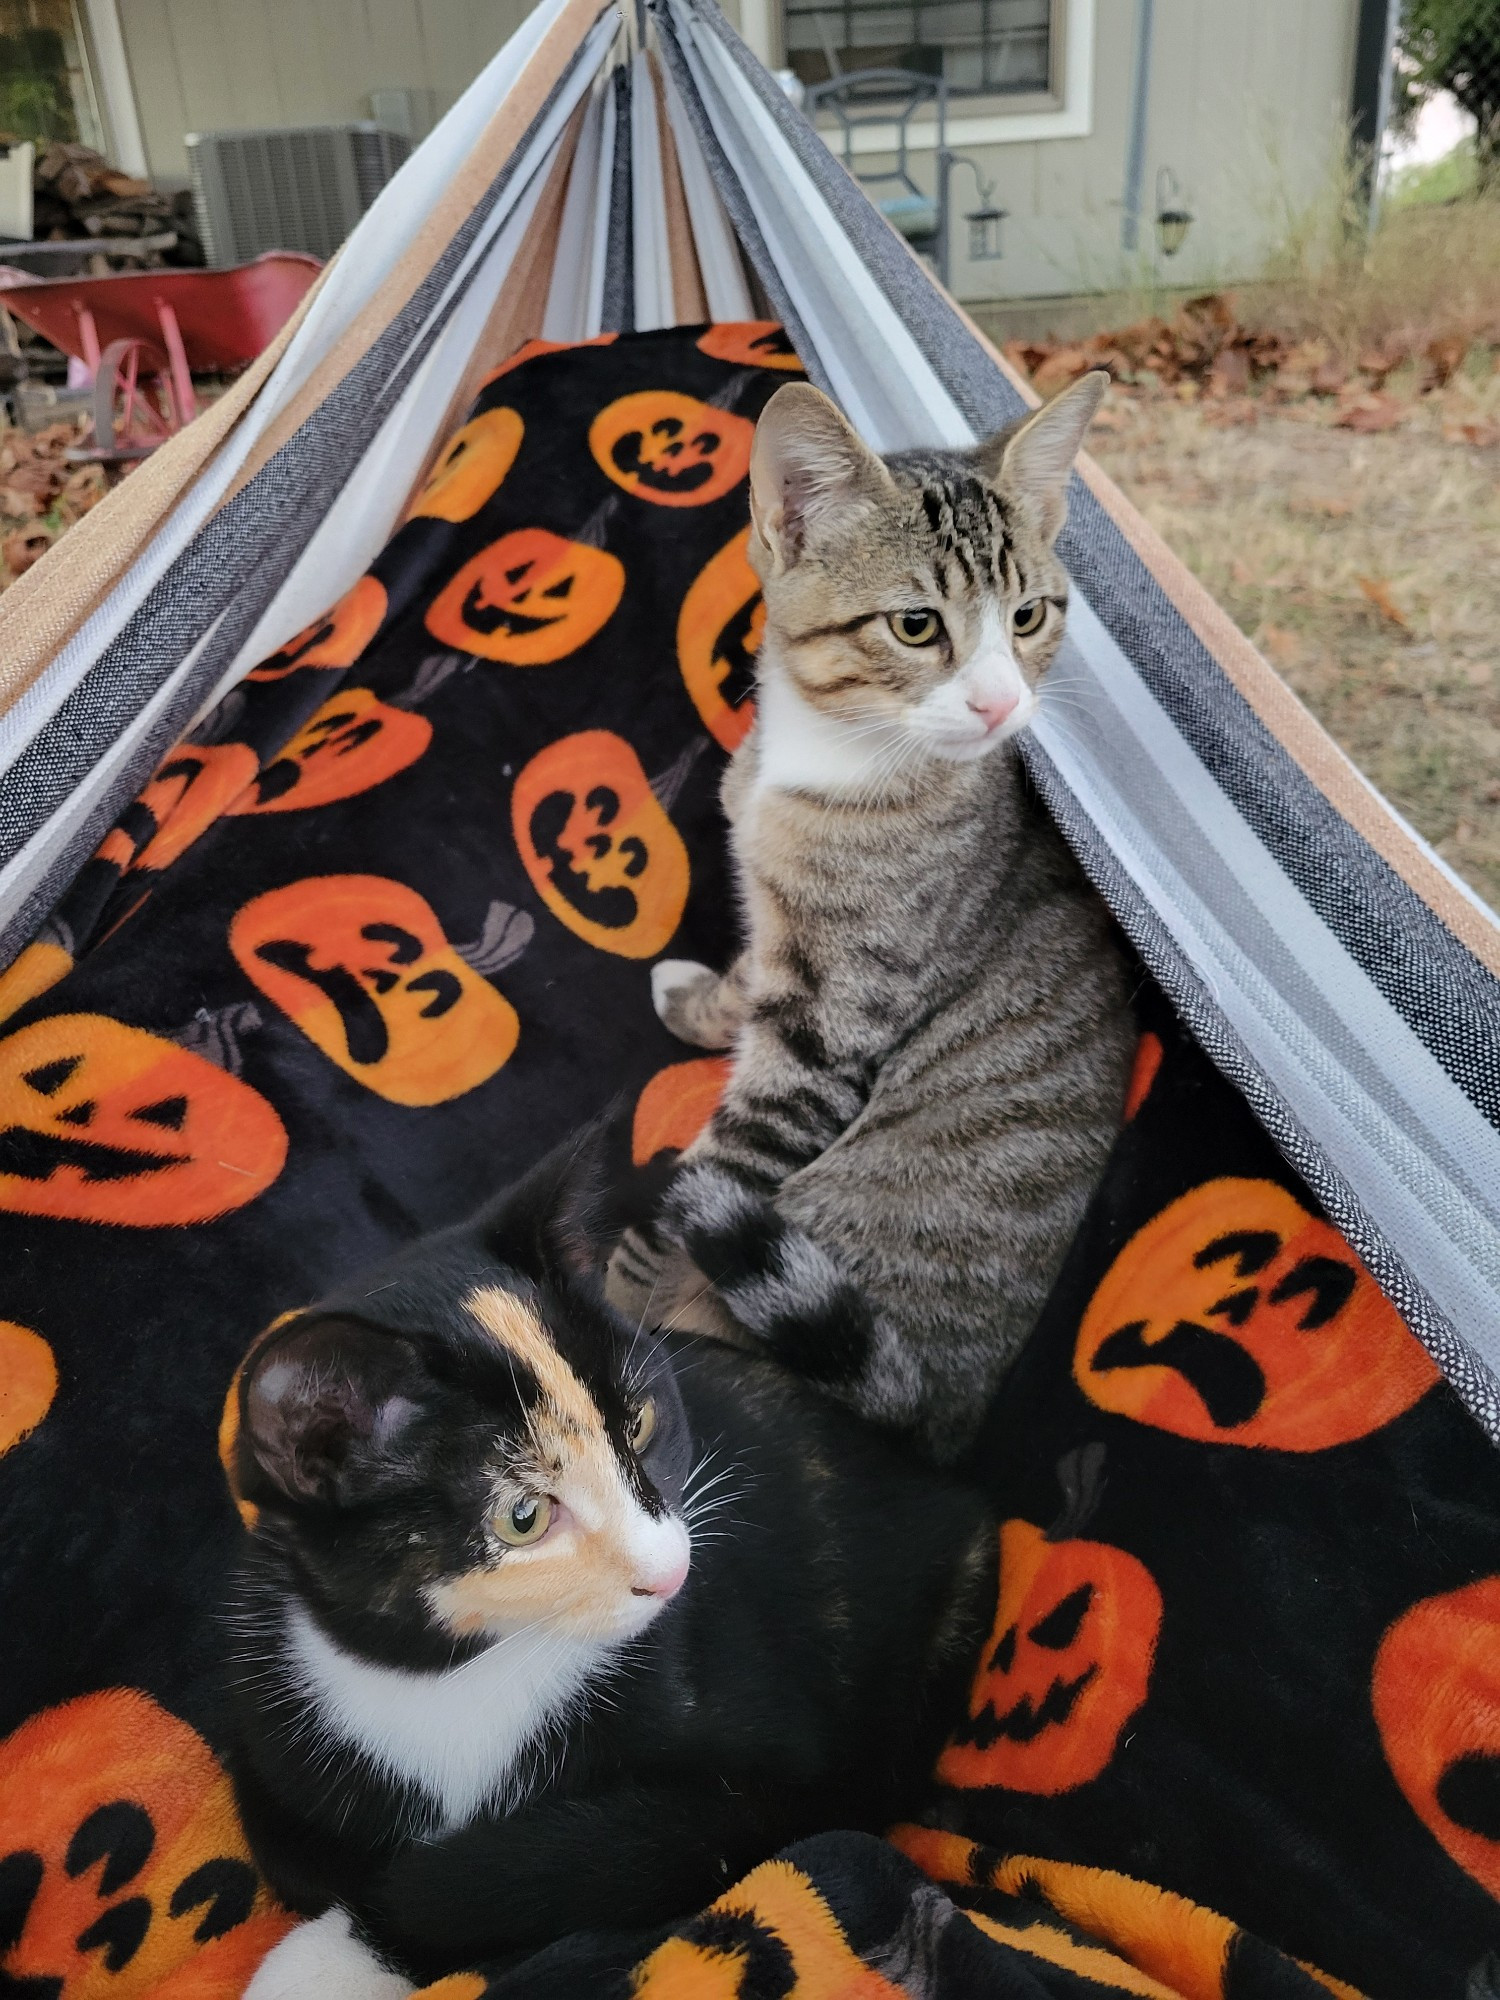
(228, 1135), (993, 1995)
(607, 371), (1135, 1464)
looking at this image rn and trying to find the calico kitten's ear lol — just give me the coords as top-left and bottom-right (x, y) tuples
(749, 383), (893, 573)
(983, 369), (1108, 545)
(239, 1315), (424, 1509)
(483, 1120), (615, 1288)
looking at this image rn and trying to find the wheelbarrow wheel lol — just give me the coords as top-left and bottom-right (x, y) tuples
(92, 337), (179, 460)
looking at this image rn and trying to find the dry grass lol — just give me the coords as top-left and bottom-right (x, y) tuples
(1085, 372), (1500, 912)
(1250, 183), (1500, 364)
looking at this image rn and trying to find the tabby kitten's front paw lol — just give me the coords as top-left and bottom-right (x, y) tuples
(652, 960), (738, 1049)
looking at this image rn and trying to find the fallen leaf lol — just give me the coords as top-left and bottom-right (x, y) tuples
(1032, 346), (1095, 395)
(1424, 334), (1468, 388)
(1334, 392), (1406, 433)
(1310, 357), (1350, 395)
(1208, 346), (1250, 395)
(1260, 623), (1302, 667)
(1465, 660), (1493, 687)
(1444, 416), (1500, 448)
(1358, 575), (1409, 628)
(2, 523), (53, 576)
(1230, 558), (1257, 586)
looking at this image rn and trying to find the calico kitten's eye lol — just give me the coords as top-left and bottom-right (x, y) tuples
(495, 1494), (553, 1547)
(1013, 599), (1047, 637)
(627, 1398), (657, 1452)
(888, 608), (942, 647)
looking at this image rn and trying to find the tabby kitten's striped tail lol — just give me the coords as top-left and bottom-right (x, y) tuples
(658, 1160), (920, 1423)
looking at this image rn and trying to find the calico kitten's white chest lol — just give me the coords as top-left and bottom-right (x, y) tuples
(284, 1605), (613, 1831)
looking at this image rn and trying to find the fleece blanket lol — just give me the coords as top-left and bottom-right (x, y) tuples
(1, 325), (1497, 2000)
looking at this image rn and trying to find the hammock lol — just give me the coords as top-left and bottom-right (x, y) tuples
(0, 5), (1498, 1996)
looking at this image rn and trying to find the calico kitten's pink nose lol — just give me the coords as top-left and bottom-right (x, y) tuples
(968, 690), (1019, 730)
(632, 1545), (690, 1600)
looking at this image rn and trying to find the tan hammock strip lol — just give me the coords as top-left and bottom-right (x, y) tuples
(652, 54), (708, 327)
(395, 106), (586, 519)
(219, 0), (612, 513)
(0, 272), (322, 719)
(950, 301), (1500, 981)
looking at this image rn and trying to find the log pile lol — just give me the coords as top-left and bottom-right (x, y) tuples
(22, 142), (203, 266)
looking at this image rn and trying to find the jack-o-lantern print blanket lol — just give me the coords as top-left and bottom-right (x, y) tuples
(1, 325), (1497, 2000)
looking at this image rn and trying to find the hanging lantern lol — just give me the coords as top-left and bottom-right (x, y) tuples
(1155, 166), (1193, 257)
(966, 204), (1007, 262)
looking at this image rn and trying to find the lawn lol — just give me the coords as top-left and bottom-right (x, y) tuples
(1001, 191), (1500, 914)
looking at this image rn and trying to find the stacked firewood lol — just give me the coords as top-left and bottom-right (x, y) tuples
(26, 142), (203, 265)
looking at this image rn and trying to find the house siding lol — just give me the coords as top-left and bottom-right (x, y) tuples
(943, 0), (1363, 300)
(116, 0), (538, 181)
(114, 0), (1357, 302)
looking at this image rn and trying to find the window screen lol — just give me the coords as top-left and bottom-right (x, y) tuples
(784, 0), (1052, 97)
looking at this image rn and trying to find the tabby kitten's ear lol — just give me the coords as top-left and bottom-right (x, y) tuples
(982, 368), (1108, 545)
(240, 1315), (424, 1509)
(749, 382), (894, 574)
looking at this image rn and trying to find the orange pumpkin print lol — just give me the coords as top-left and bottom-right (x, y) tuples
(633, 1057), (732, 1165)
(407, 406), (523, 522)
(696, 322), (803, 372)
(0, 937), (75, 1029)
(0, 1688), (291, 1999)
(425, 528), (624, 666)
(1375, 1578), (1500, 1900)
(248, 576), (387, 680)
(228, 690), (432, 816)
(677, 529), (761, 752)
(230, 875), (519, 1106)
(512, 732), (690, 960)
(589, 391), (754, 508)
(0, 1014), (286, 1226)
(95, 743), (260, 878)
(938, 1512), (1162, 1795)
(0, 1319), (56, 1454)
(1122, 1031), (1163, 1122)
(1075, 1178), (1436, 1451)
(632, 1859), (903, 2000)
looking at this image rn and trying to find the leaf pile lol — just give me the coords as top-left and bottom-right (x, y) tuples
(0, 421), (107, 587)
(1003, 292), (1500, 439)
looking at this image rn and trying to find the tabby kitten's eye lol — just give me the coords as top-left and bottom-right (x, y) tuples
(1013, 600), (1047, 637)
(495, 1494), (552, 1547)
(889, 608), (942, 647)
(627, 1398), (656, 1452)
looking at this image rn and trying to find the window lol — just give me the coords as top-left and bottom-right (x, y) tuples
(0, 0), (103, 150)
(784, 0), (1054, 100)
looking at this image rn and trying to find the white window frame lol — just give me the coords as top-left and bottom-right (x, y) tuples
(781, 0), (1094, 154)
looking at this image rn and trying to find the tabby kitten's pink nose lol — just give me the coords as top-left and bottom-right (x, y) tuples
(968, 690), (1019, 730)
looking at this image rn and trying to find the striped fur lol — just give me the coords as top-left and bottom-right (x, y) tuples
(608, 377), (1134, 1461)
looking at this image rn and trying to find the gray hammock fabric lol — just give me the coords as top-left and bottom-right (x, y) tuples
(1, 0), (1498, 1435)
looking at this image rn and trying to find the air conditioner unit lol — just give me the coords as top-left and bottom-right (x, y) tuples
(186, 123), (411, 267)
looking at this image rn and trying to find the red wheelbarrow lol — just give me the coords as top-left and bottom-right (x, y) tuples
(0, 252), (321, 459)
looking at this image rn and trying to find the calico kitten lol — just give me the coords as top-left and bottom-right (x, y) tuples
(227, 1136), (994, 1995)
(607, 372), (1135, 1464)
